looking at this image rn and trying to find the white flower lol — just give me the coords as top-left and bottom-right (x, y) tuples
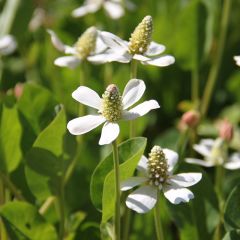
(72, 0), (135, 19)
(186, 138), (240, 169)
(67, 79), (160, 145)
(121, 146), (202, 213)
(234, 56), (240, 66)
(47, 27), (109, 68)
(0, 35), (17, 56)
(98, 16), (175, 67)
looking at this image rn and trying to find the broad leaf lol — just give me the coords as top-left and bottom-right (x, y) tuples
(0, 105), (22, 173)
(0, 202), (58, 240)
(90, 137), (147, 213)
(224, 184), (240, 230)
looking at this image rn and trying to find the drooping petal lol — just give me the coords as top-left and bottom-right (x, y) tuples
(121, 177), (147, 191)
(163, 186), (194, 204)
(133, 54), (151, 61)
(103, 1), (124, 19)
(185, 158), (215, 167)
(0, 35), (17, 55)
(47, 29), (75, 54)
(163, 148), (178, 172)
(99, 122), (119, 145)
(234, 56), (240, 66)
(72, 86), (101, 109)
(122, 100), (160, 120)
(122, 79), (146, 109)
(99, 31), (129, 53)
(224, 153), (240, 170)
(71, 3), (100, 17)
(143, 55), (175, 67)
(137, 155), (148, 174)
(54, 56), (80, 68)
(193, 143), (212, 157)
(94, 35), (108, 54)
(126, 186), (158, 213)
(145, 41), (165, 56)
(168, 173), (202, 187)
(67, 115), (105, 135)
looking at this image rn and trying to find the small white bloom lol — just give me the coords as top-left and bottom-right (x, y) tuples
(186, 138), (240, 169)
(0, 35), (17, 56)
(48, 27), (109, 68)
(72, 0), (135, 19)
(234, 56), (240, 66)
(67, 79), (160, 145)
(121, 146), (202, 213)
(98, 16), (175, 67)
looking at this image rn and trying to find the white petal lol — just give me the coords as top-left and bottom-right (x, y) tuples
(67, 115), (105, 135)
(122, 100), (160, 120)
(72, 86), (101, 109)
(87, 50), (131, 64)
(71, 3), (100, 17)
(163, 186), (194, 204)
(200, 138), (215, 147)
(193, 143), (211, 157)
(103, 1), (124, 19)
(94, 35), (108, 54)
(224, 153), (240, 169)
(54, 56), (80, 68)
(143, 55), (175, 67)
(168, 173), (202, 187)
(47, 29), (74, 53)
(99, 122), (119, 145)
(185, 158), (215, 167)
(99, 31), (129, 52)
(133, 54), (151, 61)
(122, 79), (146, 109)
(145, 41), (166, 56)
(234, 56), (240, 66)
(121, 177), (147, 191)
(137, 155), (148, 173)
(163, 148), (178, 172)
(126, 186), (158, 213)
(0, 35), (17, 55)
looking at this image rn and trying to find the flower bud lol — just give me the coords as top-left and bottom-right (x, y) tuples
(14, 83), (24, 100)
(75, 26), (97, 59)
(219, 119), (233, 142)
(148, 146), (168, 186)
(128, 15), (153, 55)
(181, 110), (200, 128)
(101, 84), (122, 122)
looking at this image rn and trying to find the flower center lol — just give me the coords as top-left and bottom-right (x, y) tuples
(147, 146), (169, 186)
(75, 26), (97, 59)
(101, 84), (122, 122)
(128, 15), (153, 55)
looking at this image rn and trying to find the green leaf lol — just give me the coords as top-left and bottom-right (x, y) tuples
(0, 202), (58, 240)
(0, 105), (22, 173)
(102, 138), (147, 223)
(224, 184), (240, 230)
(223, 230), (240, 240)
(90, 137), (147, 213)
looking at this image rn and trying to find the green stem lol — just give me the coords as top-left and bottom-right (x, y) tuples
(191, 68), (199, 107)
(130, 59), (138, 79)
(57, 180), (65, 240)
(112, 140), (121, 240)
(154, 194), (164, 240)
(201, 0), (232, 117)
(0, 171), (25, 201)
(39, 196), (56, 215)
(104, 64), (113, 87)
(0, 179), (7, 240)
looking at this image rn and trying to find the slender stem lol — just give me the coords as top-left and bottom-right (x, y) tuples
(0, 171), (25, 201)
(112, 140), (121, 240)
(104, 64), (113, 87)
(130, 59), (138, 79)
(0, 179), (8, 240)
(122, 207), (131, 240)
(201, 0), (232, 117)
(191, 68), (199, 107)
(57, 180), (65, 240)
(154, 194), (164, 240)
(0, 221), (7, 240)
